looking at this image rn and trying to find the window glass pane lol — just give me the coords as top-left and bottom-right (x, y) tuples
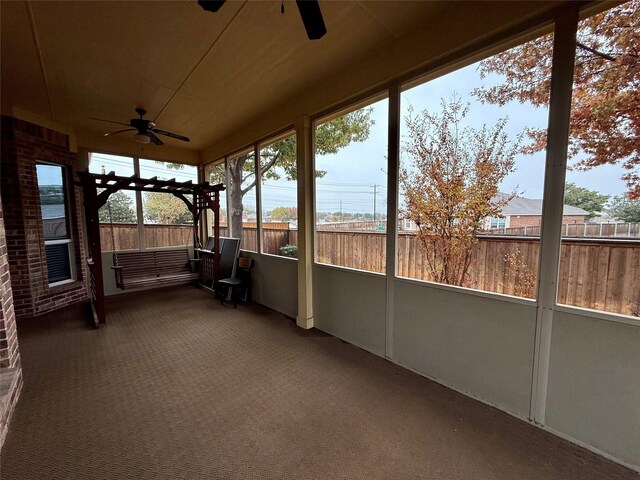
(314, 99), (387, 273)
(398, 31), (552, 298)
(205, 161), (228, 238)
(37, 164), (69, 240)
(260, 134), (298, 257)
(89, 153), (139, 250)
(228, 151), (257, 252)
(45, 243), (71, 284)
(557, 1), (639, 317)
(139, 159), (197, 248)
(36, 162), (73, 284)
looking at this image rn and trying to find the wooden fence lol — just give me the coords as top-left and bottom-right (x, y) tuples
(99, 224), (193, 251)
(100, 224), (639, 316)
(100, 224), (298, 254)
(485, 222), (640, 238)
(317, 220), (386, 231)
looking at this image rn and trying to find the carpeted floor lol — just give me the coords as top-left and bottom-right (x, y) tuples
(1, 285), (636, 480)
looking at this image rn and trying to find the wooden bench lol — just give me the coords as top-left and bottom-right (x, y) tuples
(111, 248), (199, 290)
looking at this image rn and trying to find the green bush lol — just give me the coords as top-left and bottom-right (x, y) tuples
(279, 244), (298, 258)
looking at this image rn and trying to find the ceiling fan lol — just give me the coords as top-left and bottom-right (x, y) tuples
(91, 108), (190, 145)
(198, 0), (327, 40)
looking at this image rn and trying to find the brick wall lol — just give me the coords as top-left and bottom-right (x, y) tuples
(508, 215), (586, 228)
(0, 195), (23, 448)
(0, 116), (88, 319)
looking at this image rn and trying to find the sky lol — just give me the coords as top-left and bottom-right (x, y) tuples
(36, 164), (65, 186)
(88, 153), (198, 220)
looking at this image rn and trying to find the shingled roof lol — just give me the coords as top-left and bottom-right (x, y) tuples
(495, 193), (588, 216)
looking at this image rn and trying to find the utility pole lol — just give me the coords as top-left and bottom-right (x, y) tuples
(372, 184), (379, 221)
(340, 200), (343, 222)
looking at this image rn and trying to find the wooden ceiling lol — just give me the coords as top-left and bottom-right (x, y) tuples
(1, 1), (562, 162)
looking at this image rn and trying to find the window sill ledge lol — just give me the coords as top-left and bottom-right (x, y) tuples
(48, 279), (84, 293)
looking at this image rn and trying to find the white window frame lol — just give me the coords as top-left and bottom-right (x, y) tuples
(45, 238), (77, 287)
(490, 217), (506, 229)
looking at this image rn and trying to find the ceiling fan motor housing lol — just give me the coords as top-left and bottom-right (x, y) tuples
(130, 117), (155, 132)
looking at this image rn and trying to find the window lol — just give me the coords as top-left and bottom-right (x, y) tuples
(314, 98), (388, 273)
(398, 32), (552, 298)
(259, 133), (298, 257)
(227, 150), (258, 252)
(88, 153), (138, 250)
(36, 163), (75, 285)
(205, 161), (228, 237)
(489, 217), (507, 229)
(557, 1), (639, 317)
(139, 159), (197, 248)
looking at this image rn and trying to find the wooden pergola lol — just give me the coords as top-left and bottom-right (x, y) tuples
(76, 171), (225, 327)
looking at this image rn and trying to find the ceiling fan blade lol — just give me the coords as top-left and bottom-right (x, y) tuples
(104, 128), (136, 137)
(90, 117), (131, 127)
(295, 0), (326, 40)
(153, 128), (190, 142)
(148, 132), (164, 146)
(198, 0), (226, 13)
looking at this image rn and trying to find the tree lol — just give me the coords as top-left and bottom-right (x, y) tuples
(473, 1), (640, 199)
(563, 182), (609, 220)
(210, 108), (374, 237)
(99, 191), (136, 223)
(143, 193), (192, 225)
(268, 206), (298, 222)
(608, 195), (640, 222)
(400, 97), (520, 286)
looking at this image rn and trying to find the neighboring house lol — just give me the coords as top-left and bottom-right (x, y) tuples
(487, 193), (587, 229)
(399, 193), (588, 231)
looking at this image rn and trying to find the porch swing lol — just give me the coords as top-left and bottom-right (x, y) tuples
(106, 201), (201, 290)
(78, 171), (225, 326)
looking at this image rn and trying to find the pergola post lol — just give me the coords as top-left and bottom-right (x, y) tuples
(82, 176), (105, 326)
(295, 115), (314, 329)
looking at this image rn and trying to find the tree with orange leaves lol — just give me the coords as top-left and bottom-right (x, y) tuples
(401, 97), (521, 287)
(474, 1), (640, 199)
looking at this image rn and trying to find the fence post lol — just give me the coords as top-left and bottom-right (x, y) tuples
(530, 6), (578, 425)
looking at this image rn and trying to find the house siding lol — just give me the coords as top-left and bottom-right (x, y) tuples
(508, 214), (586, 228)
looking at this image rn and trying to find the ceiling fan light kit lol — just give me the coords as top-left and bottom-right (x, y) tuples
(134, 132), (151, 144)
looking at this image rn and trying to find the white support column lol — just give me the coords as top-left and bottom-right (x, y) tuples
(530, 6), (578, 423)
(255, 144), (263, 254)
(224, 158), (231, 230)
(385, 83), (401, 359)
(133, 157), (145, 250)
(295, 115), (314, 329)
